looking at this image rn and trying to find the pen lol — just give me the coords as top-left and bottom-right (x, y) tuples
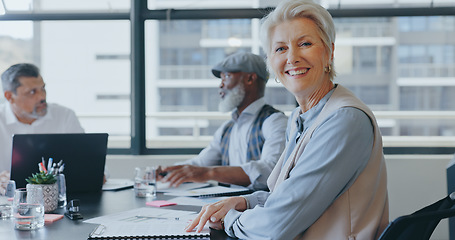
(51, 163), (56, 175)
(135, 216), (180, 221)
(47, 158), (53, 173)
(40, 162), (47, 173)
(58, 163), (65, 173)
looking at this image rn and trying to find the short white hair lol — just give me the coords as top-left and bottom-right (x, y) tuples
(260, 0), (336, 81)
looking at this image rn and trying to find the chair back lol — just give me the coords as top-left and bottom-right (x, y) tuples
(378, 192), (455, 240)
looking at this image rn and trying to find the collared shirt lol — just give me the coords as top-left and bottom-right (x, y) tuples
(179, 98), (287, 190)
(223, 89), (374, 239)
(0, 103), (84, 172)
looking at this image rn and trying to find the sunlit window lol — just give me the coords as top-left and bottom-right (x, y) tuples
(1, 1), (455, 152)
(0, 20), (131, 149)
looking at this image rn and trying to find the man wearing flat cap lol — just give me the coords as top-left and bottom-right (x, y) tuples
(158, 52), (287, 191)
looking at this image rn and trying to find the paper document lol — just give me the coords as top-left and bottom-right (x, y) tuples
(168, 196), (228, 206)
(102, 178), (134, 191)
(85, 207), (209, 239)
(164, 185), (252, 197)
(156, 182), (210, 193)
(85, 207), (196, 225)
(102, 179), (210, 192)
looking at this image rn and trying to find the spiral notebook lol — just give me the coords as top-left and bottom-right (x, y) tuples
(88, 223), (209, 239)
(86, 208), (209, 239)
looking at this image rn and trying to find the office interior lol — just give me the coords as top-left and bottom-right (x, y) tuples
(1, 0), (455, 239)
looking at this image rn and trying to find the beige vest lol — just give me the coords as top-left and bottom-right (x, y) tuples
(267, 85), (389, 240)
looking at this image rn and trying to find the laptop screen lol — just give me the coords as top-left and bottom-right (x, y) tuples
(10, 133), (108, 193)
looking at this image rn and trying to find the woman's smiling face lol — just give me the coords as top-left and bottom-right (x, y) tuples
(269, 17), (332, 100)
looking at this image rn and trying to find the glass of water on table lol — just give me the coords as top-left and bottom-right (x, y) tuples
(12, 187), (45, 230)
(0, 180), (15, 219)
(134, 167), (157, 198)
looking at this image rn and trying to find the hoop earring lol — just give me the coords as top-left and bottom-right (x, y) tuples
(324, 65), (332, 73)
(274, 77), (280, 83)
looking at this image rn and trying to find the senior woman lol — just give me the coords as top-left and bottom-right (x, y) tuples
(186, 0), (389, 239)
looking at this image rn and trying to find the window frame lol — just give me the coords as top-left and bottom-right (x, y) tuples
(1, 0), (454, 154)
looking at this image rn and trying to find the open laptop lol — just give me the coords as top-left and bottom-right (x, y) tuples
(10, 133), (108, 193)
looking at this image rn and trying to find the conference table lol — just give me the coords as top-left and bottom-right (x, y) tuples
(0, 188), (235, 240)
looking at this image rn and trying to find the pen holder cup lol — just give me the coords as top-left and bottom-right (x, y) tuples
(26, 183), (58, 213)
(134, 167), (156, 198)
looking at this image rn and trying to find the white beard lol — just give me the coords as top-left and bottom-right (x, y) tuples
(218, 82), (245, 113)
(29, 107), (47, 119)
(13, 103), (47, 121)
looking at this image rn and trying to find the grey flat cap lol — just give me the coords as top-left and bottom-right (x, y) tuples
(211, 52), (269, 81)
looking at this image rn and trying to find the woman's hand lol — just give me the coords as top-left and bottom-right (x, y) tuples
(185, 196), (247, 233)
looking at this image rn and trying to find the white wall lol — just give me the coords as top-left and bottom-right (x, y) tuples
(385, 154), (453, 240)
(105, 154), (192, 179)
(105, 154), (455, 240)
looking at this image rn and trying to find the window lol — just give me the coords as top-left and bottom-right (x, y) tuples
(2, 1), (455, 154)
(0, 20), (131, 149)
(145, 18), (293, 149)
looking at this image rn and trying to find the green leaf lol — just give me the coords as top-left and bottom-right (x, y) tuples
(26, 171), (57, 184)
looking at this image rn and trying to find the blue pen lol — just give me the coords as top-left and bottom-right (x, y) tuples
(47, 158), (53, 173)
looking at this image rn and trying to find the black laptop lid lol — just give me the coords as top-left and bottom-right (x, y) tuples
(10, 133), (108, 193)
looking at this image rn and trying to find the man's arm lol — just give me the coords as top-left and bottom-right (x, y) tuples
(162, 113), (287, 188)
(158, 121), (227, 185)
(176, 121), (227, 167)
(239, 112), (287, 190)
(161, 165), (250, 187)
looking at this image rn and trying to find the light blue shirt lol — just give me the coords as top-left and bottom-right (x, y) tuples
(224, 89), (374, 239)
(179, 98), (287, 190)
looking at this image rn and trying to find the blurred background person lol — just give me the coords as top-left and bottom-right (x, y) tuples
(0, 63), (84, 179)
(158, 52), (287, 191)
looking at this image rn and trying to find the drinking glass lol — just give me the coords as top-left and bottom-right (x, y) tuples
(134, 167), (156, 198)
(57, 173), (67, 208)
(0, 180), (15, 219)
(12, 187), (45, 230)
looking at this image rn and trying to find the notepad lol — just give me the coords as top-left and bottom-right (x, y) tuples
(44, 214), (64, 223)
(85, 208), (209, 239)
(88, 222), (209, 239)
(146, 200), (177, 207)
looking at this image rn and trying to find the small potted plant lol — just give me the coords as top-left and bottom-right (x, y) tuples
(26, 172), (58, 213)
